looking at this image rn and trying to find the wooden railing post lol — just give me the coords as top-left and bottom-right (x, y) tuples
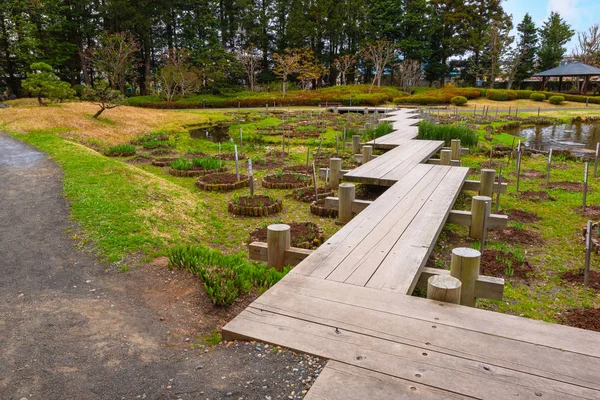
(267, 224), (291, 271)
(362, 145), (373, 165)
(451, 139), (461, 161)
(440, 149), (452, 166)
(469, 196), (492, 240)
(450, 247), (481, 307)
(480, 169), (496, 197)
(352, 135), (361, 154)
(427, 275), (462, 304)
(329, 157), (343, 189)
(338, 183), (356, 224)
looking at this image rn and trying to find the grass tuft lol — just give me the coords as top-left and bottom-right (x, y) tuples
(417, 121), (479, 147)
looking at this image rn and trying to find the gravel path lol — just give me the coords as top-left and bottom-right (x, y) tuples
(0, 133), (324, 400)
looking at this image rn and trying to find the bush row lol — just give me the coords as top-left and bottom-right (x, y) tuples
(417, 120), (479, 147)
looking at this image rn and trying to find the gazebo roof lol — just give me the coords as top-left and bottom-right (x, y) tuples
(533, 62), (600, 77)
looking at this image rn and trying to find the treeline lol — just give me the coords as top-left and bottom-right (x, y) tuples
(0, 0), (595, 97)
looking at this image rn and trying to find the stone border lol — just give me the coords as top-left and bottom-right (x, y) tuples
(168, 166), (227, 177)
(196, 173), (249, 192)
(228, 198), (283, 217)
(261, 173), (311, 189)
(152, 157), (178, 167)
(310, 200), (338, 218)
(295, 223), (326, 249)
(105, 150), (136, 157)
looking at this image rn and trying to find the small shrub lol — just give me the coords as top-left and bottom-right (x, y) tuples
(360, 122), (394, 141)
(192, 157), (222, 170)
(417, 121), (478, 147)
(486, 89), (518, 101)
(515, 90), (533, 99)
(530, 93), (546, 102)
(168, 245), (288, 306)
(105, 144), (136, 157)
(450, 96), (468, 106)
(170, 158), (192, 170)
(549, 95), (565, 105)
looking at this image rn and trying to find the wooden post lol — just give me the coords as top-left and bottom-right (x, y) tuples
(546, 148), (553, 185)
(450, 247), (481, 307)
(583, 162), (589, 210)
(469, 195), (492, 240)
(495, 165), (503, 213)
(594, 143), (599, 177)
(312, 162), (318, 202)
(440, 149), (452, 166)
(267, 224), (291, 272)
(516, 147), (522, 193)
(479, 169), (496, 197)
(234, 145), (240, 181)
(329, 158), (343, 189)
(248, 159), (254, 197)
(451, 139), (461, 161)
(338, 183), (356, 224)
(584, 220), (592, 286)
(352, 135), (361, 154)
(362, 145), (373, 165)
(427, 275), (462, 304)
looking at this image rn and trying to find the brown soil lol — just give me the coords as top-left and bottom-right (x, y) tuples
(547, 181), (589, 192)
(263, 173), (311, 184)
(521, 169), (544, 179)
(219, 153), (246, 161)
(575, 205), (600, 220)
(125, 155), (152, 165)
(489, 227), (542, 246)
(480, 160), (505, 169)
(560, 308), (600, 332)
(355, 184), (389, 201)
(503, 209), (542, 223)
(519, 191), (555, 202)
(235, 194), (276, 207)
(480, 249), (535, 280)
(249, 222), (324, 249)
(288, 186), (333, 203)
(149, 148), (177, 156)
(284, 164), (314, 174)
(561, 268), (600, 290)
(200, 172), (244, 185)
(551, 163), (570, 170)
(265, 150), (288, 158)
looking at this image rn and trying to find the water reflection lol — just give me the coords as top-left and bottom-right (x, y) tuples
(508, 122), (600, 154)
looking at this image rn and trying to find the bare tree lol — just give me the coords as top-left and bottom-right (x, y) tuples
(296, 48), (324, 90)
(157, 48), (199, 101)
(273, 49), (301, 96)
(397, 59), (422, 92)
(236, 47), (261, 91)
(361, 40), (397, 89)
(89, 32), (139, 94)
(573, 23), (600, 67)
(334, 55), (356, 85)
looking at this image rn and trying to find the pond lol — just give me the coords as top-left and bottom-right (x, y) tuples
(188, 122), (231, 142)
(507, 122), (600, 155)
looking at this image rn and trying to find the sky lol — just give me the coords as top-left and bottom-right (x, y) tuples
(503, 0), (600, 52)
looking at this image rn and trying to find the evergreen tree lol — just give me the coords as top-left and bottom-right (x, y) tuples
(537, 12), (574, 71)
(508, 13), (538, 89)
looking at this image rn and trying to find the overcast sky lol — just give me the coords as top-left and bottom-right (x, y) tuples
(503, 0), (600, 52)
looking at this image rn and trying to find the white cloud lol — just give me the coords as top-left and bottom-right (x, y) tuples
(547, 0), (580, 24)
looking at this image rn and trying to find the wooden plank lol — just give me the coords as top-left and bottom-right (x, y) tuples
(447, 210), (508, 229)
(463, 179), (508, 193)
(236, 277), (600, 390)
(377, 141), (446, 185)
(329, 166), (451, 284)
(416, 267), (504, 301)
(366, 167), (469, 293)
(305, 361), (468, 400)
(248, 242), (312, 266)
(426, 159), (462, 166)
(323, 197), (372, 213)
(225, 308), (598, 399)
(292, 164), (436, 278)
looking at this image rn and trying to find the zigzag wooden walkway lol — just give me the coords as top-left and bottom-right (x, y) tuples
(223, 109), (600, 399)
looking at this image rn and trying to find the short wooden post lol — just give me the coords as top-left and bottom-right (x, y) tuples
(479, 169), (496, 197)
(362, 145), (373, 165)
(329, 158), (343, 189)
(338, 183), (356, 224)
(450, 247), (481, 307)
(440, 149), (452, 166)
(352, 135), (361, 154)
(469, 195), (492, 240)
(267, 224), (291, 272)
(451, 139), (461, 161)
(427, 275), (462, 304)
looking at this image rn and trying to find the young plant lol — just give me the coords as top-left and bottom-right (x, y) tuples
(105, 144), (136, 156)
(170, 158), (192, 170)
(192, 157), (222, 170)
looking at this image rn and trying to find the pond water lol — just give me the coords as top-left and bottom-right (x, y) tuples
(188, 123), (231, 142)
(508, 122), (600, 155)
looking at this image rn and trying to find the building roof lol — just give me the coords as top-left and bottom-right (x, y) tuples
(533, 62), (600, 77)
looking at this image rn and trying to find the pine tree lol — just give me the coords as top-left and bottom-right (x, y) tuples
(507, 13), (538, 89)
(537, 12), (574, 71)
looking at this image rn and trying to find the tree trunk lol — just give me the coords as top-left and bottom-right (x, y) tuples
(282, 78), (286, 97)
(93, 107), (105, 118)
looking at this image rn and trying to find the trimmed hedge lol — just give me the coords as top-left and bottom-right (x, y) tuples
(549, 95), (565, 105)
(486, 89), (518, 101)
(398, 88), (481, 105)
(451, 96), (468, 106)
(530, 93), (546, 102)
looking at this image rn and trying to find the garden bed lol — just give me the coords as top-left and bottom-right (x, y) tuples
(169, 166), (227, 177)
(479, 249), (535, 280)
(249, 222), (325, 249)
(489, 227), (542, 246)
(288, 186), (333, 203)
(518, 191), (555, 202)
(152, 157), (179, 167)
(560, 308), (600, 332)
(196, 173), (249, 191)
(228, 195), (282, 216)
(310, 199), (338, 218)
(262, 173), (311, 189)
(561, 268), (600, 291)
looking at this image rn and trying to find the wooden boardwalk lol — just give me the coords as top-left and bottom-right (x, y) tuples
(223, 109), (600, 399)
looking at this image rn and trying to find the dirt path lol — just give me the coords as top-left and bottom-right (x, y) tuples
(0, 133), (324, 400)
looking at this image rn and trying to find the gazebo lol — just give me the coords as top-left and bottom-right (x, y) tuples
(533, 62), (600, 94)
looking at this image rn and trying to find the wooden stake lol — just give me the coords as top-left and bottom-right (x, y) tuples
(584, 220), (592, 286)
(469, 195), (492, 240)
(440, 149), (452, 166)
(312, 162), (318, 202)
(594, 142), (599, 177)
(450, 247), (481, 307)
(338, 183), (356, 224)
(361, 145), (373, 165)
(451, 139), (461, 161)
(546, 148), (553, 185)
(516, 145), (522, 193)
(479, 169), (496, 197)
(583, 162), (589, 210)
(316, 138), (323, 159)
(480, 200), (490, 254)
(495, 165), (503, 213)
(248, 159), (254, 197)
(267, 224), (290, 272)
(234, 145), (240, 181)
(352, 135), (361, 154)
(427, 275), (462, 305)
(329, 158), (342, 189)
